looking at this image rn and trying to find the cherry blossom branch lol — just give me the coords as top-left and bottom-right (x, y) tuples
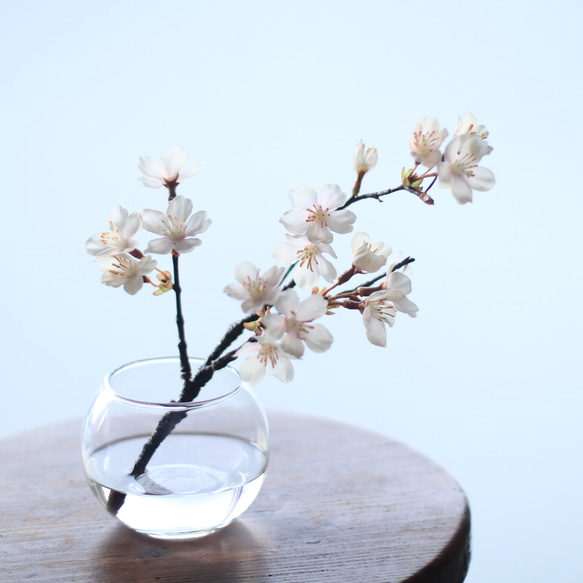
(203, 264), (301, 365)
(335, 257), (415, 297)
(96, 115), (497, 514)
(166, 181), (178, 201)
(120, 208), (415, 505)
(424, 174), (438, 193)
(172, 253), (193, 384)
(204, 226), (416, 372)
(204, 313), (259, 366)
(108, 184), (417, 516)
(281, 261), (298, 288)
(352, 171), (365, 196)
(339, 185), (407, 209)
(202, 264), (300, 369)
(342, 180), (436, 209)
(391, 256), (416, 272)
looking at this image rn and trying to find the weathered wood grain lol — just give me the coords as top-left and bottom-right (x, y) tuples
(0, 412), (470, 582)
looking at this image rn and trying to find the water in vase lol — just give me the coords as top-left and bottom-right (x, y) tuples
(85, 433), (267, 539)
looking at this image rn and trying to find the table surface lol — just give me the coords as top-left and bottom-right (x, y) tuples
(0, 412), (470, 583)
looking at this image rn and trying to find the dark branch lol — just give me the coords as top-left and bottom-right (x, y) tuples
(339, 185), (405, 209)
(204, 314), (259, 366)
(172, 254), (192, 383)
(333, 257), (416, 296)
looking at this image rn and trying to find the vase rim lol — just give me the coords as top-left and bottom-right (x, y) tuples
(104, 356), (243, 410)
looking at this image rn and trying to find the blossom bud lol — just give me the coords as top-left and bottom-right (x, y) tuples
(353, 141), (378, 174)
(153, 270), (173, 295)
(418, 192), (434, 205)
(244, 320), (262, 334)
(453, 112), (489, 140)
(401, 168), (423, 191)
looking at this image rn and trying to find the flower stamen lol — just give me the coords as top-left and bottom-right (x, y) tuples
(305, 204), (330, 227)
(258, 343), (279, 368)
(297, 245), (320, 271)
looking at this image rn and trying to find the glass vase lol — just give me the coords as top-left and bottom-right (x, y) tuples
(81, 357), (269, 540)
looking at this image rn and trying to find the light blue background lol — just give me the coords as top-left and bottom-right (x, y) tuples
(1, 1), (581, 581)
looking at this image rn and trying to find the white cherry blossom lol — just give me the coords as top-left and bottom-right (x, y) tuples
(236, 338), (295, 386)
(99, 253), (157, 295)
(453, 112), (489, 140)
(351, 232), (392, 273)
(86, 206), (141, 259)
(224, 262), (284, 313)
(273, 235), (337, 290)
(409, 117), (448, 169)
(142, 195), (211, 254)
(353, 141), (378, 174)
(138, 146), (204, 189)
(362, 291), (397, 347)
(437, 134), (495, 204)
(262, 289), (333, 358)
(279, 184), (356, 244)
(384, 270), (419, 318)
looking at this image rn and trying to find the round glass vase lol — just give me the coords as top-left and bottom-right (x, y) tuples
(81, 357), (269, 540)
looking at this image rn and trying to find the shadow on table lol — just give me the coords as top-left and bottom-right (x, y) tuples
(91, 519), (266, 583)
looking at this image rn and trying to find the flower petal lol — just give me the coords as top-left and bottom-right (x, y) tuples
(293, 264), (320, 289)
(451, 176), (473, 204)
(319, 184), (347, 209)
(185, 210), (211, 236)
(363, 312), (387, 347)
(273, 242), (299, 265)
(275, 289), (300, 316)
(296, 293), (327, 321)
(122, 210), (142, 238)
(86, 234), (105, 257)
(318, 241), (337, 259)
(262, 313), (286, 339)
(280, 209), (310, 236)
(138, 176), (164, 188)
(468, 167), (496, 192)
(223, 284), (247, 301)
(306, 222), (333, 244)
(281, 334), (305, 358)
(393, 296), (419, 317)
(138, 156), (165, 178)
(386, 271), (412, 295)
(180, 161), (205, 179)
(109, 205), (127, 226)
(141, 209), (167, 234)
(289, 185), (318, 210)
(239, 355), (266, 386)
(164, 146), (189, 179)
(123, 277), (144, 295)
(234, 261), (259, 283)
(263, 265), (285, 287)
(315, 256), (337, 283)
(303, 324), (333, 353)
(271, 355), (294, 383)
(144, 237), (174, 254)
(173, 238), (202, 254)
(351, 232), (370, 254)
(168, 195), (193, 221)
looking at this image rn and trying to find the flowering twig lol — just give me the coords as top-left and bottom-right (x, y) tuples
(204, 313), (260, 366)
(339, 184), (407, 209)
(172, 253), (192, 384)
(89, 113), (496, 515)
(337, 257), (415, 296)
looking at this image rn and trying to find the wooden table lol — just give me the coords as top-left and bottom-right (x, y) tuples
(0, 412), (470, 582)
